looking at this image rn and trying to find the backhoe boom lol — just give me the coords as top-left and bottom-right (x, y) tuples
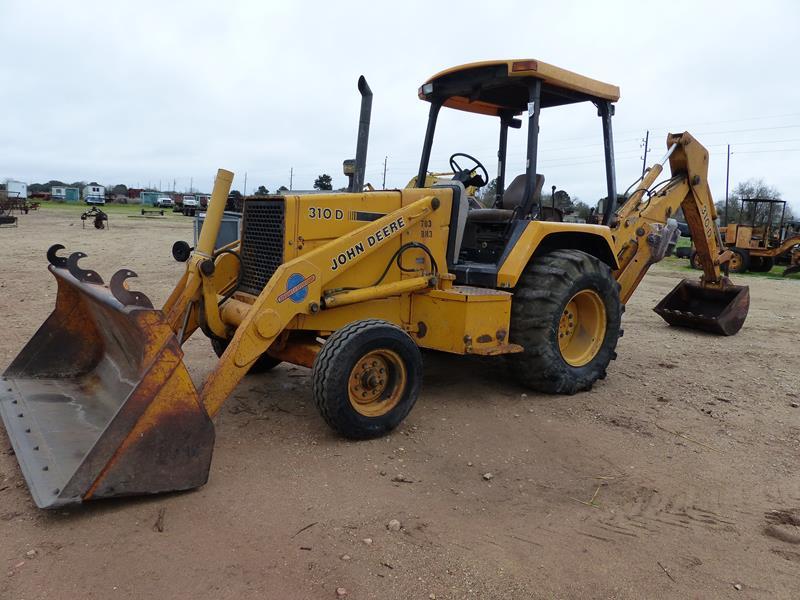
(612, 132), (748, 334)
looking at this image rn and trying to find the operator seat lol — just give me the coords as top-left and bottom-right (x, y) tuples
(467, 174), (546, 223)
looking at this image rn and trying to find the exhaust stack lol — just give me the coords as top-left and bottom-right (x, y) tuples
(348, 75), (372, 192)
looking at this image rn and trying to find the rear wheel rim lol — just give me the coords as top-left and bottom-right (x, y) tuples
(558, 289), (607, 367)
(730, 253), (743, 271)
(348, 349), (406, 417)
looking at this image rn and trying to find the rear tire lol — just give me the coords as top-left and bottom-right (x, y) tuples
(728, 249), (750, 273)
(750, 256), (774, 272)
(690, 250), (702, 270)
(508, 250), (622, 394)
(211, 337), (281, 374)
(312, 319), (422, 439)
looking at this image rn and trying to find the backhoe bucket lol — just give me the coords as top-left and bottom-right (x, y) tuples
(0, 254), (213, 509)
(653, 278), (749, 336)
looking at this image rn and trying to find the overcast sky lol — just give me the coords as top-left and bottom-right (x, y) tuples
(2, 0), (799, 211)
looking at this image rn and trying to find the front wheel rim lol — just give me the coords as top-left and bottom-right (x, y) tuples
(348, 349), (406, 417)
(558, 289), (607, 367)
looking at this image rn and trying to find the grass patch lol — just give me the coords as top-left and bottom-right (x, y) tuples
(38, 202), (179, 215)
(663, 255), (799, 280)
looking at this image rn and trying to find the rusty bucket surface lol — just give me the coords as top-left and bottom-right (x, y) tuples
(653, 278), (750, 336)
(0, 256), (214, 509)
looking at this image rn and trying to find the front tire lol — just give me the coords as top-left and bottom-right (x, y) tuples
(508, 250), (622, 394)
(728, 249), (750, 273)
(312, 319), (422, 439)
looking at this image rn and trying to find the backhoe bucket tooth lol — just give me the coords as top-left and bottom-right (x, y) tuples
(653, 278), (749, 336)
(0, 265), (214, 509)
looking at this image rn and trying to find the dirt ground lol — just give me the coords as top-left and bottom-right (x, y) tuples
(1, 206), (799, 600)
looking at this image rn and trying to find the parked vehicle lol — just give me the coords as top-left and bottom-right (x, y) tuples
(182, 195), (198, 216)
(155, 196), (174, 208)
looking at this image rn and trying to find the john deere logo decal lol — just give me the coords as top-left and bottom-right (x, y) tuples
(278, 273), (316, 303)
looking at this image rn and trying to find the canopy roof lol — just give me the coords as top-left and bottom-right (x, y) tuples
(419, 59), (620, 116)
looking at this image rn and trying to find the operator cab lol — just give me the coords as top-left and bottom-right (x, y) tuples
(415, 60), (620, 284)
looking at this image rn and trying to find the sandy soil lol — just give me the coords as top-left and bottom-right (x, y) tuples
(1, 207), (799, 600)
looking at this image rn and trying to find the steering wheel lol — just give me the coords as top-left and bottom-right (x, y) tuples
(449, 153), (489, 188)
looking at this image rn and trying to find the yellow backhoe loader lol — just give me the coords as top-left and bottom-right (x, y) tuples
(1, 60), (750, 508)
(689, 198), (800, 273)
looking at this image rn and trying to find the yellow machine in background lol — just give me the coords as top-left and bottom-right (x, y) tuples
(693, 198), (800, 273)
(1, 59), (749, 508)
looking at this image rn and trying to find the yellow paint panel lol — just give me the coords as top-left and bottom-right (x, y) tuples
(496, 221), (618, 288)
(411, 287), (512, 354)
(736, 226), (753, 248)
(421, 59), (620, 114)
(292, 192), (402, 242)
(286, 188), (453, 295)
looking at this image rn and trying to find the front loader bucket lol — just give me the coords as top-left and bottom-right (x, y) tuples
(653, 278), (749, 336)
(0, 251), (213, 508)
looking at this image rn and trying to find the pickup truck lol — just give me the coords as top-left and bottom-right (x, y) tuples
(154, 196), (174, 208)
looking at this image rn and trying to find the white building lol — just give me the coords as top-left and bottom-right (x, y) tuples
(83, 184), (106, 205)
(5, 179), (27, 199)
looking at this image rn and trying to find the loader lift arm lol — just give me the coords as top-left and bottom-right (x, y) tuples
(159, 171), (443, 418)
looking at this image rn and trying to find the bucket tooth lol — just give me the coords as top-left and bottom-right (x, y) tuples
(66, 252), (103, 285)
(46, 244), (68, 268)
(110, 269), (154, 309)
(654, 278), (749, 336)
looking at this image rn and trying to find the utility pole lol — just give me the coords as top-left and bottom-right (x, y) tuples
(640, 130), (650, 178)
(382, 156), (388, 189)
(289, 167), (293, 191)
(190, 177), (193, 193)
(724, 144), (731, 225)
(243, 171), (247, 197)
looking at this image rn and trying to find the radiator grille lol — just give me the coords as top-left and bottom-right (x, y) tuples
(239, 199), (285, 295)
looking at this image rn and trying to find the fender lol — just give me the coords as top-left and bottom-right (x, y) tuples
(496, 221), (618, 288)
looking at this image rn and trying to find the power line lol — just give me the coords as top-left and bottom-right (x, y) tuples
(707, 137), (800, 147)
(685, 124), (800, 136)
(731, 148), (800, 154)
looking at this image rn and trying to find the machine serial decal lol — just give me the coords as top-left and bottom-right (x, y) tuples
(331, 216), (406, 271)
(277, 273), (317, 303)
(308, 207), (344, 220)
